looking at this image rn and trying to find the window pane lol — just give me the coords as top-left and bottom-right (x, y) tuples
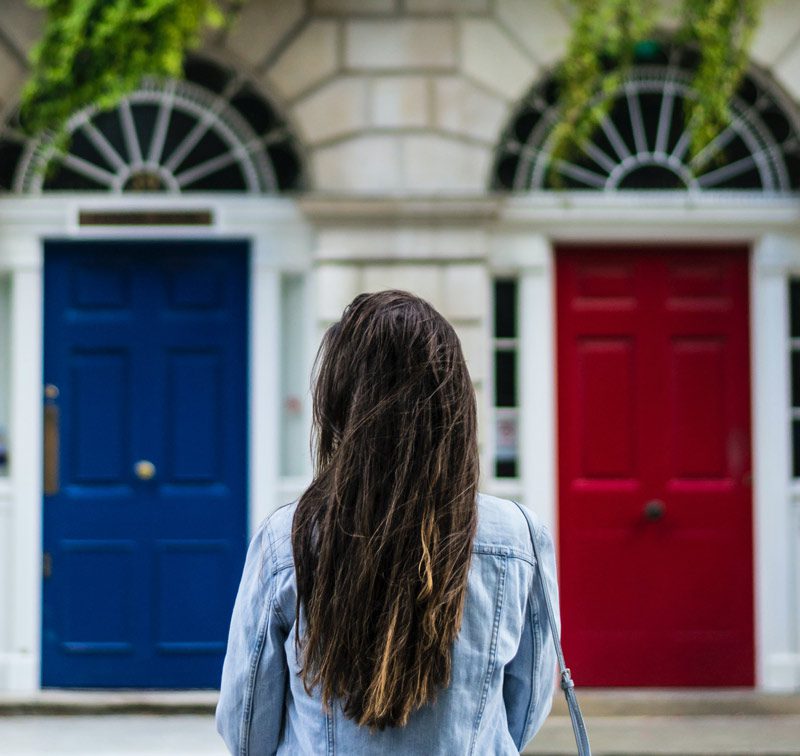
(495, 350), (517, 407)
(494, 280), (517, 338)
(0, 277), (9, 476)
(793, 351), (800, 408)
(791, 280), (800, 338)
(794, 419), (800, 478)
(495, 411), (518, 479)
(495, 459), (518, 478)
(280, 275), (308, 477)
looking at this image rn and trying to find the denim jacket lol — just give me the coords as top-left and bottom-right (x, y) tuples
(216, 493), (560, 755)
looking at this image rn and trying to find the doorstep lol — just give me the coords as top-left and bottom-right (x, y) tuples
(0, 690), (218, 715)
(551, 688), (800, 716)
(1, 688), (799, 717)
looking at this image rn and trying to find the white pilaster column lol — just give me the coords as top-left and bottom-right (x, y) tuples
(515, 234), (557, 537)
(222, 200), (313, 528)
(6, 236), (42, 691)
(752, 233), (800, 691)
(250, 241), (282, 530)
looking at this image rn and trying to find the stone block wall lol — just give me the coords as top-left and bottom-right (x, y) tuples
(0, 3), (43, 118)
(314, 223), (490, 449)
(211, 0), (570, 194)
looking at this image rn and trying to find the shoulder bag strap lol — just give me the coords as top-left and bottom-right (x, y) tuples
(512, 500), (591, 756)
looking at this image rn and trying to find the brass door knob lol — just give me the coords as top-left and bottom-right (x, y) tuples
(134, 460), (156, 481)
(643, 499), (665, 521)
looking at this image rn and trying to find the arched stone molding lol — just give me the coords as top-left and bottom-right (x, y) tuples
(492, 44), (800, 192)
(0, 54), (305, 194)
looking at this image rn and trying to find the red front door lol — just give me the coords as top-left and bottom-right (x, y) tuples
(556, 245), (754, 686)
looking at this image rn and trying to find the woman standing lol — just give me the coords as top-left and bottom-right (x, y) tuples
(216, 290), (559, 755)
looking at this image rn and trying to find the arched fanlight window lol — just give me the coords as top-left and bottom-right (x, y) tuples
(0, 56), (304, 193)
(493, 44), (800, 192)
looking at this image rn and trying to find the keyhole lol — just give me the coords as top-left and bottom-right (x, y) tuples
(643, 499), (665, 521)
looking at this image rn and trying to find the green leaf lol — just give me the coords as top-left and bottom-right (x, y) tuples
(20, 0), (227, 140)
(551, 0), (761, 186)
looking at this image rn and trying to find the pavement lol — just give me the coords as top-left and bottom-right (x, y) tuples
(0, 690), (798, 755)
(0, 715), (225, 756)
(527, 714), (800, 755)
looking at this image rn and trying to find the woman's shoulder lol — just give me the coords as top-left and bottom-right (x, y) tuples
(254, 501), (298, 575)
(474, 492), (547, 563)
(255, 495), (550, 566)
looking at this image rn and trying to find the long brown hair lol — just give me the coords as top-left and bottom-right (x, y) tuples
(291, 290), (479, 730)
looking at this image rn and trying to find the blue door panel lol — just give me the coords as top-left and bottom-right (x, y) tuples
(43, 240), (249, 688)
(60, 540), (138, 654)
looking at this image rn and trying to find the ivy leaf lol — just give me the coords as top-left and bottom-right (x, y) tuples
(551, 0), (761, 187)
(20, 0), (225, 140)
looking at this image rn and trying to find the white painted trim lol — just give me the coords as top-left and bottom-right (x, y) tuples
(752, 233), (800, 690)
(250, 248), (280, 531)
(498, 196), (800, 241)
(518, 243), (557, 538)
(0, 195), (307, 242)
(486, 231), (557, 543)
(0, 194), (312, 692)
(298, 192), (800, 227)
(1, 192), (798, 231)
(5, 242), (43, 691)
(301, 268), (316, 483)
(481, 265), (497, 495)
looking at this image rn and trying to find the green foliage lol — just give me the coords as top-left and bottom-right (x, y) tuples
(550, 0), (658, 167)
(552, 0), (762, 175)
(679, 0), (761, 160)
(20, 0), (225, 137)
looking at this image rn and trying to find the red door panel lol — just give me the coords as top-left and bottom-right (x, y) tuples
(556, 245), (754, 687)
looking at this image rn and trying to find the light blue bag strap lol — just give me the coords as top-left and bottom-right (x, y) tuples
(512, 501), (591, 756)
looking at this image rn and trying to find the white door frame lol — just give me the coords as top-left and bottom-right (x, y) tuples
(0, 194), (312, 692)
(492, 192), (800, 691)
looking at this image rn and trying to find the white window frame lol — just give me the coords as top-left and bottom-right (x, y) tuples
(488, 276), (523, 501)
(0, 274), (10, 480)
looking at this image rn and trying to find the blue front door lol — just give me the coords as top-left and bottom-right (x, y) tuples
(42, 240), (249, 688)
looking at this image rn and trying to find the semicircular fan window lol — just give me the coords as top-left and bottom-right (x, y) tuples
(492, 44), (800, 193)
(3, 56), (304, 194)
